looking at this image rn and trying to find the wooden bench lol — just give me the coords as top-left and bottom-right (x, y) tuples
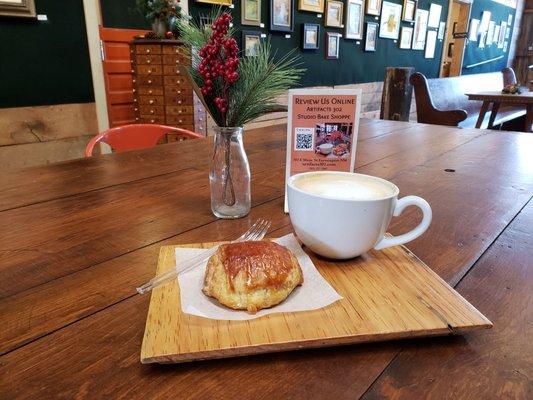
(410, 72), (526, 129)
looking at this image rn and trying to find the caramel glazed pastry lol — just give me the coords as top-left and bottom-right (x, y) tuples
(203, 241), (304, 314)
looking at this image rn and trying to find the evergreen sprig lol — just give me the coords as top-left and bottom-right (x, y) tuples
(177, 10), (304, 127)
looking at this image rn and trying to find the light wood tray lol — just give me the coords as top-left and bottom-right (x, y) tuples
(141, 240), (492, 364)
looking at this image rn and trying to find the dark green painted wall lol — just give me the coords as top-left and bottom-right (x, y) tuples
(462, 0), (516, 75)
(189, 0), (449, 87)
(0, 0), (94, 108)
(100, 0), (150, 29)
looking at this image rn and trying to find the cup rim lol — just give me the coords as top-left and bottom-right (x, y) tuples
(287, 171), (400, 202)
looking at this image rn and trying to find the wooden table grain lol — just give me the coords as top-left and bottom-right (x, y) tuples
(1, 119), (532, 399)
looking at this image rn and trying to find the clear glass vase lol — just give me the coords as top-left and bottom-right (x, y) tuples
(210, 127), (251, 219)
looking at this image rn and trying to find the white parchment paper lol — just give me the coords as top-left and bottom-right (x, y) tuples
(176, 234), (342, 320)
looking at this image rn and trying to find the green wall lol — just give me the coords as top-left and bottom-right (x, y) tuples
(100, 0), (150, 29)
(462, 0), (516, 75)
(189, 0), (449, 87)
(0, 0), (94, 108)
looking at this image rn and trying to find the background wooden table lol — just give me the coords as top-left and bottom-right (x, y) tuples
(1, 119), (532, 399)
(466, 90), (533, 132)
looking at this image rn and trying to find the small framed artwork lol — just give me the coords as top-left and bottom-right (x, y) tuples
(242, 30), (263, 56)
(437, 21), (445, 39)
(270, 0), (295, 32)
(428, 3), (442, 28)
(365, 22), (379, 51)
(402, 0), (416, 22)
(325, 0), (344, 28)
(366, 0), (382, 16)
(399, 26), (413, 49)
(196, 0), (233, 5)
(302, 23), (320, 49)
(425, 30), (437, 58)
(379, 1), (402, 40)
(345, 0), (364, 40)
(298, 0), (325, 13)
(326, 32), (341, 59)
(242, 0), (262, 26)
(0, 0), (36, 18)
(412, 8), (429, 50)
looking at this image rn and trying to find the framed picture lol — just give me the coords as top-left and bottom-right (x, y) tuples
(242, 30), (263, 56)
(0, 0), (35, 18)
(302, 23), (320, 49)
(412, 8), (429, 50)
(242, 0), (261, 26)
(196, 0), (233, 5)
(366, 0), (382, 16)
(345, 0), (364, 40)
(270, 0), (294, 32)
(365, 22), (379, 51)
(479, 11), (491, 34)
(298, 0), (325, 13)
(492, 25), (500, 44)
(468, 18), (479, 41)
(326, 32), (341, 59)
(425, 30), (437, 58)
(325, 0), (344, 28)
(437, 21), (445, 39)
(379, 1), (402, 40)
(399, 26), (413, 49)
(427, 3), (442, 28)
(402, 0), (416, 22)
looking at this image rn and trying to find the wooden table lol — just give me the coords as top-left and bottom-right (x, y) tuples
(1, 119), (532, 399)
(466, 90), (533, 132)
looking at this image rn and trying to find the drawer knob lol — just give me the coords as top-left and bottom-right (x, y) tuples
(175, 49), (179, 53)
(147, 59), (151, 64)
(179, 119), (182, 123)
(147, 49), (151, 53)
(178, 110), (182, 114)
(150, 119), (155, 123)
(134, 108), (138, 111)
(148, 90), (152, 94)
(150, 110), (154, 114)
(132, 79), (136, 83)
(199, 126), (203, 130)
(132, 89), (136, 93)
(175, 60), (179, 64)
(148, 79), (152, 84)
(135, 117), (139, 121)
(134, 98), (138, 102)
(131, 69), (134, 73)
(177, 90), (181, 94)
(178, 100), (181, 104)
(149, 100), (154, 104)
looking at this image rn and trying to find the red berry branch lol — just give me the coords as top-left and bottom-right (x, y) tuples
(197, 12), (239, 117)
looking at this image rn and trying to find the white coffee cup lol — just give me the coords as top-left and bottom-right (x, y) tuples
(287, 171), (432, 259)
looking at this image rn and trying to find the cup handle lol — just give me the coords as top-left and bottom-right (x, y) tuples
(374, 196), (432, 251)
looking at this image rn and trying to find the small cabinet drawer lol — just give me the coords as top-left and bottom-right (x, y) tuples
(139, 105), (164, 115)
(166, 105), (193, 115)
(162, 45), (187, 55)
(164, 86), (192, 97)
(166, 115), (194, 125)
(135, 54), (162, 65)
(139, 115), (165, 124)
(164, 76), (189, 85)
(136, 75), (163, 86)
(162, 65), (186, 75)
(137, 86), (164, 96)
(164, 96), (193, 106)
(138, 95), (164, 105)
(135, 65), (162, 75)
(162, 55), (190, 65)
(135, 44), (161, 54)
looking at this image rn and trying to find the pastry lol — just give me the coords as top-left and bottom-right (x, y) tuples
(202, 241), (303, 313)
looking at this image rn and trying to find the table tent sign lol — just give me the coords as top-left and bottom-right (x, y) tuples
(284, 88), (362, 212)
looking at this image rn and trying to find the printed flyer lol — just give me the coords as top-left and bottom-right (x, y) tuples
(284, 88), (362, 212)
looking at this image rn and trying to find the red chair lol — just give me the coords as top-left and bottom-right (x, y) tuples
(85, 124), (204, 157)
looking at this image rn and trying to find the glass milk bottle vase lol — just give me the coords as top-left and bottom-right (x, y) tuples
(210, 127), (251, 218)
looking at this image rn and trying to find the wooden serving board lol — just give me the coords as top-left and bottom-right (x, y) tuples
(141, 240), (492, 364)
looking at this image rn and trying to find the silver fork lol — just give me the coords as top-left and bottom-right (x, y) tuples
(136, 219), (271, 294)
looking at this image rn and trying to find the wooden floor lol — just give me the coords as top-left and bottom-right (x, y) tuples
(0, 119), (531, 399)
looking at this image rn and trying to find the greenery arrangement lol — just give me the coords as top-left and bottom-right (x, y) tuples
(136, 0), (182, 36)
(178, 9), (304, 127)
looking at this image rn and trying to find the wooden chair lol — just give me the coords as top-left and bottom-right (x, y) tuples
(85, 124), (203, 157)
